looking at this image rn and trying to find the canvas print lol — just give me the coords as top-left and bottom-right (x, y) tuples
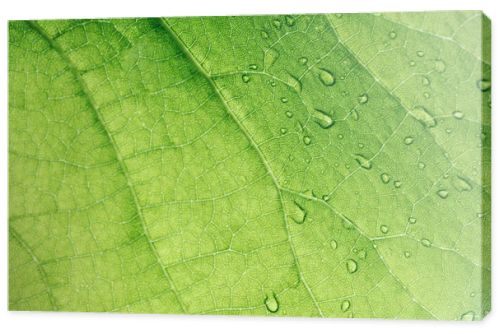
(8, 11), (491, 320)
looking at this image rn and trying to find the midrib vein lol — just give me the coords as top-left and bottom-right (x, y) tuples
(28, 21), (187, 313)
(158, 18), (325, 317)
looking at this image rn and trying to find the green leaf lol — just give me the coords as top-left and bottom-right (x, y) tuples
(9, 12), (491, 320)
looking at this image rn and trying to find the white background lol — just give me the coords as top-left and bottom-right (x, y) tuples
(0, 0), (497, 333)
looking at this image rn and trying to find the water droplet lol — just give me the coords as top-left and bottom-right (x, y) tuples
(346, 259), (358, 273)
(422, 76), (430, 86)
(470, 292), (476, 297)
(358, 250), (367, 259)
(423, 92), (430, 99)
(351, 108), (360, 120)
(389, 31), (397, 39)
(477, 79), (491, 92)
(264, 48), (280, 68)
(249, 64), (258, 70)
(285, 15), (295, 26)
(264, 293), (279, 313)
(358, 93), (369, 104)
(380, 173), (391, 184)
(416, 50), (425, 57)
(421, 238), (432, 247)
(303, 136), (312, 145)
(285, 74), (302, 93)
(313, 109), (335, 129)
(322, 194), (330, 201)
(380, 225), (389, 234)
(404, 251), (411, 258)
(452, 176), (473, 192)
(298, 57), (308, 65)
(260, 31), (269, 39)
(318, 68), (336, 86)
(269, 80), (276, 87)
(338, 134), (344, 139)
(409, 60), (416, 67)
(394, 180), (402, 188)
(408, 217), (417, 224)
(242, 74), (250, 83)
(273, 19), (282, 29)
(330, 239), (338, 250)
(460, 311), (475, 321)
(354, 154), (372, 170)
(418, 162), (426, 169)
(285, 111), (293, 118)
(435, 59), (446, 72)
(341, 300), (351, 312)
(411, 106), (436, 128)
(281, 97), (288, 103)
(290, 201), (307, 224)
(452, 110), (464, 119)
(280, 128), (287, 134)
(437, 189), (449, 199)
(404, 136), (414, 145)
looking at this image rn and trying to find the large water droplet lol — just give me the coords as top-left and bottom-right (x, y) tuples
(358, 93), (369, 104)
(460, 311), (475, 321)
(290, 201), (306, 224)
(421, 238), (432, 247)
(452, 110), (464, 119)
(452, 176), (473, 192)
(264, 293), (279, 313)
(354, 154), (372, 170)
(318, 68), (336, 86)
(477, 79), (491, 92)
(286, 74), (302, 93)
(264, 48), (280, 68)
(341, 300), (351, 312)
(437, 189), (449, 199)
(411, 106), (436, 128)
(313, 109), (335, 129)
(380, 173), (391, 184)
(346, 259), (358, 273)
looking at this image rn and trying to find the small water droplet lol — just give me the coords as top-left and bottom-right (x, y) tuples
(380, 173), (391, 184)
(411, 106), (436, 128)
(437, 189), (449, 199)
(416, 50), (425, 57)
(249, 64), (258, 70)
(341, 300), (351, 312)
(452, 110), (464, 119)
(285, 111), (293, 118)
(452, 176), (473, 192)
(346, 259), (358, 273)
(322, 194), (330, 201)
(338, 134), (344, 139)
(290, 201), (306, 224)
(470, 292), (476, 297)
(358, 250), (367, 259)
(418, 162), (426, 169)
(404, 136), (414, 145)
(264, 48), (280, 68)
(389, 31), (397, 39)
(281, 97), (288, 103)
(280, 128), (287, 134)
(264, 293), (279, 313)
(330, 239), (338, 250)
(394, 180), (402, 188)
(477, 79), (491, 92)
(273, 19), (282, 29)
(421, 238), (432, 247)
(380, 225), (389, 234)
(404, 251), (411, 258)
(408, 217), (417, 224)
(298, 57), (308, 65)
(285, 15), (295, 26)
(409, 60), (416, 67)
(358, 93), (369, 104)
(434, 59), (446, 73)
(460, 311), (475, 321)
(260, 31), (269, 39)
(422, 76), (430, 86)
(318, 68), (336, 86)
(423, 92), (431, 99)
(313, 109), (335, 129)
(242, 74), (250, 83)
(303, 136), (312, 145)
(354, 154), (372, 170)
(351, 108), (360, 120)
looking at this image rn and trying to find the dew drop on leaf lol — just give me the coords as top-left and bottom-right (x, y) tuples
(380, 173), (391, 184)
(358, 93), (369, 104)
(318, 68), (336, 86)
(411, 106), (436, 128)
(354, 154), (372, 170)
(422, 76), (430, 86)
(285, 111), (293, 118)
(313, 109), (335, 129)
(248, 64), (258, 70)
(380, 225), (389, 234)
(452, 110), (464, 119)
(298, 57), (308, 65)
(460, 311), (475, 321)
(452, 176), (473, 192)
(341, 300), (351, 312)
(418, 162), (426, 169)
(264, 293), (279, 313)
(260, 31), (269, 39)
(303, 136), (312, 145)
(290, 202), (306, 224)
(421, 238), (432, 247)
(346, 259), (358, 273)
(241, 74), (250, 83)
(435, 59), (446, 72)
(330, 239), (338, 250)
(264, 48), (280, 68)
(437, 189), (449, 199)
(389, 31), (397, 39)
(322, 194), (330, 201)
(285, 15), (296, 26)
(477, 79), (491, 92)
(394, 180), (402, 188)
(416, 50), (425, 57)
(281, 97), (288, 103)
(408, 217), (417, 224)
(404, 136), (414, 145)
(404, 251), (411, 258)
(273, 19), (282, 30)
(280, 128), (287, 134)
(358, 250), (367, 259)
